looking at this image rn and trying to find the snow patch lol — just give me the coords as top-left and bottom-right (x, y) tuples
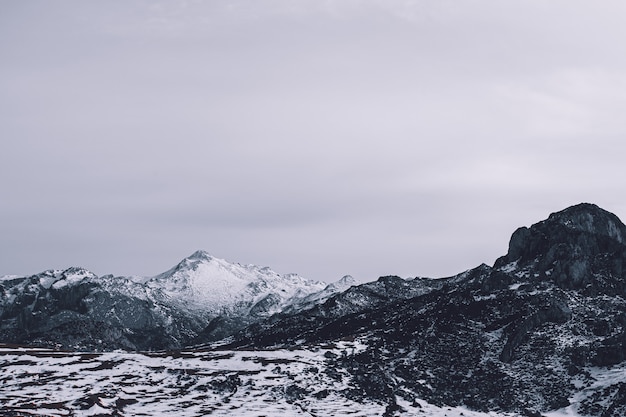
(499, 261), (518, 273)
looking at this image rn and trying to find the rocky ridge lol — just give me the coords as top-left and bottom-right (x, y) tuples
(223, 203), (626, 416)
(0, 251), (346, 350)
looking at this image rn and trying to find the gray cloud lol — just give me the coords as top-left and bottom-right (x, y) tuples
(2, 0), (626, 281)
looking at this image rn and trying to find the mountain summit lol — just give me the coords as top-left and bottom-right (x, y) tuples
(495, 202), (626, 293)
(0, 251), (332, 350)
(501, 203), (626, 262)
(147, 250), (326, 315)
(547, 203), (626, 240)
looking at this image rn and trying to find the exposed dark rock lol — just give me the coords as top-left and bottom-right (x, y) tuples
(500, 296), (572, 362)
(225, 203), (626, 415)
(494, 203), (626, 295)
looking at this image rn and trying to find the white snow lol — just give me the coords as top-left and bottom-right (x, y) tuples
(0, 274), (21, 281)
(145, 250), (328, 314)
(4, 251), (338, 322)
(50, 268), (97, 290)
(0, 342), (387, 416)
(499, 261), (518, 273)
(509, 282), (525, 290)
(2, 341), (624, 416)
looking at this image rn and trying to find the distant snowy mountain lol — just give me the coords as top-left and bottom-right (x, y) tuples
(147, 250), (327, 315)
(0, 251), (337, 350)
(283, 274), (359, 314)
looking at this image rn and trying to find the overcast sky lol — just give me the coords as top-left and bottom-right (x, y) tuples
(2, 0), (626, 282)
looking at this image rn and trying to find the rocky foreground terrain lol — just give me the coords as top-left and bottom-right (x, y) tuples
(2, 203), (626, 416)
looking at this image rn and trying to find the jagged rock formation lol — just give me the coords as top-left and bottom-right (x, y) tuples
(495, 202), (626, 294)
(225, 203), (626, 416)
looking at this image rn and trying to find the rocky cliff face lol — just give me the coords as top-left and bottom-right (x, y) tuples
(225, 203), (626, 416)
(494, 203), (626, 294)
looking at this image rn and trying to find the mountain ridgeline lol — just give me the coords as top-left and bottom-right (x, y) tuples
(2, 203), (626, 416)
(0, 250), (349, 350)
(227, 203), (626, 415)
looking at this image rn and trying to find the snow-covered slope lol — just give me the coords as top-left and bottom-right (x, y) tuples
(146, 250), (327, 315)
(0, 343), (454, 416)
(1, 340), (623, 417)
(283, 274), (359, 314)
(0, 251), (340, 350)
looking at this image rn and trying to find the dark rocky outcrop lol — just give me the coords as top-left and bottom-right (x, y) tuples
(226, 203), (626, 416)
(0, 272), (207, 350)
(495, 203), (626, 295)
(499, 296), (572, 362)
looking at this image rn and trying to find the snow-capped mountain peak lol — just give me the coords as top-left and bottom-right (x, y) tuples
(34, 267), (97, 290)
(281, 274), (361, 315)
(0, 251), (343, 349)
(146, 251), (327, 314)
(325, 274), (358, 292)
(187, 249), (213, 260)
